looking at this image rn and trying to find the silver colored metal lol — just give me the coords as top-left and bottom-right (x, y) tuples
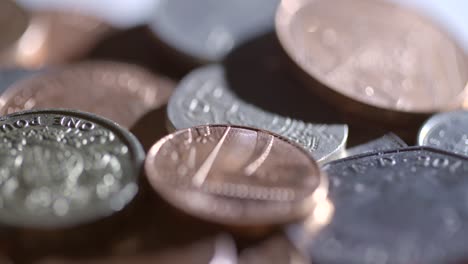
(0, 109), (144, 229)
(294, 147), (468, 264)
(167, 65), (348, 163)
(344, 133), (407, 158)
(418, 110), (468, 156)
(149, 0), (279, 63)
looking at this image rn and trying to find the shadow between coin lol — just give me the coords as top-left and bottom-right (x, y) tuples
(130, 107), (171, 152)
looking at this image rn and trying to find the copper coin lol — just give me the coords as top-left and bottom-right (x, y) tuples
(145, 124), (327, 227)
(0, 0), (29, 52)
(0, 61), (174, 128)
(276, 0), (468, 120)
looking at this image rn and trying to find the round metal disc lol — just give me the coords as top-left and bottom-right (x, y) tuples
(145, 124), (327, 227)
(0, 1), (29, 52)
(0, 109), (144, 228)
(0, 68), (43, 95)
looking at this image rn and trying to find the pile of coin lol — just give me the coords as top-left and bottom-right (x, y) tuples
(0, 0), (467, 263)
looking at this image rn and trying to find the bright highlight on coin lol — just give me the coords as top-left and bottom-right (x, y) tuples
(0, 109), (144, 228)
(0, 61), (174, 128)
(167, 65), (348, 163)
(418, 110), (468, 156)
(145, 125), (327, 227)
(276, 0), (468, 120)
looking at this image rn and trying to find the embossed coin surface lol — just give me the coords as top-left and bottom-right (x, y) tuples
(276, 0), (468, 117)
(167, 65), (348, 163)
(145, 125), (327, 227)
(0, 109), (144, 228)
(305, 147), (468, 264)
(0, 61), (174, 128)
(418, 110), (468, 156)
(0, 1), (29, 52)
(149, 0), (279, 63)
(344, 133), (407, 158)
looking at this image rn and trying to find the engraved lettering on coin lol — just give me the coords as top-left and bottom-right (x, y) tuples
(418, 110), (468, 156)
(145, 125), (326, 226)
(0, 61), (174, 128)
(344, 133), (407, 158)
(167, 65), (347, 162)
(0, 110), (144, 228)
(276, 0), (468, 113)
(307, 147), (468, 264)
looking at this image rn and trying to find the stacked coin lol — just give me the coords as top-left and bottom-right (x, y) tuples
(0, 0), (467, 262)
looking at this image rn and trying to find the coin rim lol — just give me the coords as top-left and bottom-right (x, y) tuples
(417, 110), (468, 147)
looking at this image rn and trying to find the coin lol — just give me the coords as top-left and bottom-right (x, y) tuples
(149, 0), (279, 64)
(0, 68), (43, 94)
(0, 0), (29, 52)
(344, 133), (407, 158)
(145, 124), (327, 227)
(167, 65), (348, 163)
(276, 0), (468, 124)
(0, 61), (174, 128)
(418, 110), (468, 156)
(0, 109), (144, 228)
(302, 147), (468, 264)
(239, 235), (307, 264)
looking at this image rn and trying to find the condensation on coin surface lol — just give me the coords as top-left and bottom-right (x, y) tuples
(0, 1), (29, 52)
(343, 133), (407, 158)
(0, 61), (174, 128)
(0, 109), (144, 228)
(276, 0), (468, 114)
(303, 147), (468, 264)
(149, 0), (279, 63)
(167, 65), (348, 163)
(418, 110), (468, 156)
(145, 125), (327, 227)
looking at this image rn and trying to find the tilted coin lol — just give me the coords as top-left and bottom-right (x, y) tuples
(145, 125), (327, 227)
(0, 0), (29, 52)
(344, 133), (407, 158)
(167, 65), (348, 163)
(149, 0), (279, 64)
(276, 0), (468, 124)
(301, 147), (468, 264)
(0, 61), (174, 128)
(418, 110), (468, 156)
(0, 109), (144, 228)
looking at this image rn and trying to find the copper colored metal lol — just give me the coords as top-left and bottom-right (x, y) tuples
(0, 0), (29, 52)
(145, 124), (328, 227)
(0, 61), (174, 128)
(276, 0), (468, 124)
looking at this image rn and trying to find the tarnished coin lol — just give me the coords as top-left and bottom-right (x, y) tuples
(276, 0), (468, 123)
(303, 147), (468, 264)
(149, 0), (279, 64)
(0, 61), (174, 128)
(418, 110), (468, 156)
(344, 133), (407, 158)
(167, 65), (348, 163)
(0, 1), (29, 52)
(0, 109), (144, 228)
(145, 125), (327, 227)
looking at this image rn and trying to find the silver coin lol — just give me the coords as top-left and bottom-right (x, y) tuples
(0, 68), (43, 94)
(418, 110), (468, 156)
(343, 133), (407, 158)
(0, 109), (144, 228)
(149, 0), (279, 63)
(167, 65), (348, 163)
(293, 147), (468, 264)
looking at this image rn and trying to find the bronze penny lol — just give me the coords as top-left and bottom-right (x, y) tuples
(0, 61), (174, 128)
(0, 0), (29, 52)
(276, 0), (468, 122)
(145, 124), (327, 227)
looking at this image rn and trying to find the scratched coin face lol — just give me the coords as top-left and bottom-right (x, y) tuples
(145, 125), (326, 226)
(167, 65), (348, 163)
(0, 109), (144, 228)
(276, 0), (468, 113)
(149, 0), (279, 63)
(307, 147), (468, 264)
(418, 110), (468, 156)
(0, 61), (174, 128)
(0, 1), (29, 52)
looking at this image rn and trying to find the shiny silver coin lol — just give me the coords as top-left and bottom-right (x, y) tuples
(418, 110), (468, 156)
(0, 68), (43, 94)
(149, 0), (279, 63)
(0, 109), (144, 228)
(295, 147), (468, 264)
(167, 65), (348, 163)
(344, 133), (407, 158)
